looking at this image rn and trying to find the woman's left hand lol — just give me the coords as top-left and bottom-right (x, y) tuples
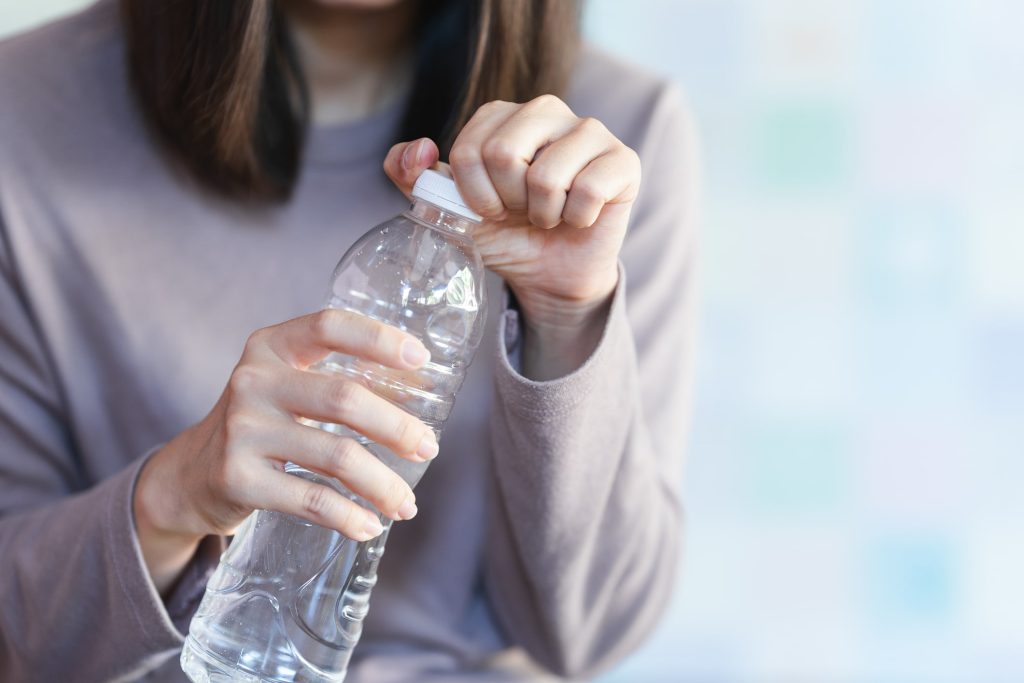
(384, 95), (641, 344)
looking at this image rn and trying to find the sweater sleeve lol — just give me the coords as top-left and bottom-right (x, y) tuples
(0, 215), (223, 682)
(483, 84), (699, 677)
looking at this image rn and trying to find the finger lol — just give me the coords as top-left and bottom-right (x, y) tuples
(275, 368), (439, 462)
(264, 421), (416, 522)
(525, 118), (617, 229)
(563, 145), (641, 229)
(482, 99), (580, 213)
(250, 469), (387, 540)
(383, 137), (441, 198)
(268, 309), (431, 371)
(448, 100), (519, 219)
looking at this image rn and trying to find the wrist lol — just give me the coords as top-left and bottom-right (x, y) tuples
(514, 273), (617, 382)
(133, 437), (207, 595)
(521, 296), (610, 351)
(513, 269), (619, 339)
(134, 446), (203, 543)
(134, 418), (216, 542)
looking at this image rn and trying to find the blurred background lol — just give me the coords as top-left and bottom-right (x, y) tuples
(3, 1), (1022, 681)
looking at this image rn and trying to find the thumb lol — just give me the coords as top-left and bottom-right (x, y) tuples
(383, 137), (441, 198)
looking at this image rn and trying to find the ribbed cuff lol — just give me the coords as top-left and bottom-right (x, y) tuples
(109, 448), (224, 648)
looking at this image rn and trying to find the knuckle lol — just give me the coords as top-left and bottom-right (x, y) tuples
(620, 144), (642, 171)
(380, 477), (409, 512)
(228, 364), (263, 398)
(448, 143), (480, 171)
(561, 204), (589, 228)
(310, 309), (340, 343)
(561, 214), (586, 230)
(223, 408), (258, 442)
(530, 93), (563, 111)
(338, 503), (364, 536)
(302, 484), (334, 520)
(329, 379), (361, 417)
(395, 417), (422, 454)
(573, 179), (605, 205)
(328, 437), (358, 475)
(244, 327), (271, 352)
(617, 146), (643, 198)
(526, 165), (563, 197)
(577, 116), (608, 136)
(529, 210), (559, 230)
(478, 197), (507, 219)
(482, 137), (520, 169)
(363, 320), (387, 351)
(479, 99), (511, 116)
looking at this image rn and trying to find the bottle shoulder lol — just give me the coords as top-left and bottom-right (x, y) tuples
(326, 214), (488, 368)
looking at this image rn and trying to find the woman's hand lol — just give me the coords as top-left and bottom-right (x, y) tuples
(384, 95), (641, 379)
(133, 310), (438, 592)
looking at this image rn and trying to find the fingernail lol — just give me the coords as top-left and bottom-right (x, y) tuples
(362, 513), (384, 539)
(397, 496), (418, 520)
(401, 339), (430, 367)
(415, 138), (431, 166)
(417, 433), (439, 461)
(401, 142), (417, 170)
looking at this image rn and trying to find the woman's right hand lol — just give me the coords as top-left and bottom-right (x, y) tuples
(132, 309), (439, 592)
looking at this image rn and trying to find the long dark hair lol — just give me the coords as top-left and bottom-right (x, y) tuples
(120, 0), (581, 201)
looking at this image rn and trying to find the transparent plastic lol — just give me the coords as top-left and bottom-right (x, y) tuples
(181, 198), (486, 683)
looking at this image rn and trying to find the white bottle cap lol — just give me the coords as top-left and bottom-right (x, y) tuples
(411, 169), (482, 222)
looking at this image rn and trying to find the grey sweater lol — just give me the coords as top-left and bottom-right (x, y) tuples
(0, 2), (698, 681)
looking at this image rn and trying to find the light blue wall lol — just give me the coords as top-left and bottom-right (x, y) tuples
(0, 0), (88, 37)
(3, 2), (1022, 681)
(584, 1), (1024, 681)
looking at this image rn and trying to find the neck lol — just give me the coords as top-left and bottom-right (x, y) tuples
(408, 200), (477, 236)
(281, 0), (416, 127)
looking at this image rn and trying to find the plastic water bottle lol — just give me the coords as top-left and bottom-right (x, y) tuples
(181, 170), (487, 683)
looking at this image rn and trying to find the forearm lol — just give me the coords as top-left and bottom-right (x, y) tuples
(485, 269), (684, 676)
(0, 461), (200, 681)
(486, 457), (681, 678)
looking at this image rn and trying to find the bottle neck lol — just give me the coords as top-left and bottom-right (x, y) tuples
(407, 199), (478, 236)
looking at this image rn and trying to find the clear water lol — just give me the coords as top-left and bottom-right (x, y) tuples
(182, 203), (485, 682)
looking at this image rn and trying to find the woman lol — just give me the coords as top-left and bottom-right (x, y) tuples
(0, 0), (697, 680)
